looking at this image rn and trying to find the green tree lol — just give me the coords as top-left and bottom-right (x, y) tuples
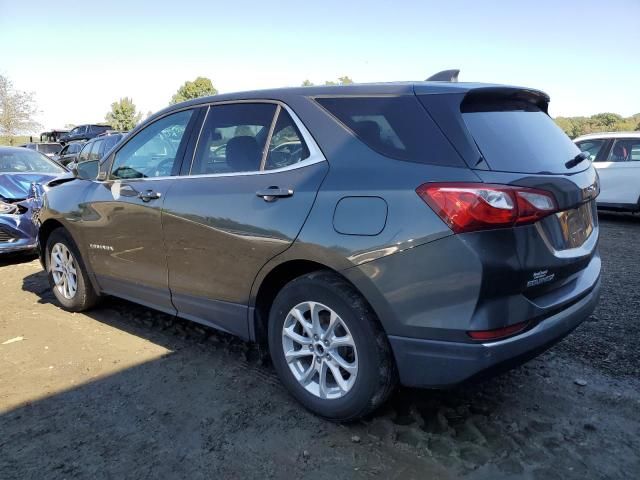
(105, 97), (142, 131)
(590, 113), (623, 129)
(0, 74), (41, 144)
(554, 112), (640, 138)
(170, 77), (217, 105)
(325, 76), (354, 86)
(303, 76), (354, 87)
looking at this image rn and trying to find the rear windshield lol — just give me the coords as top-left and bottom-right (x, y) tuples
(38, 144), (62, 154)
(462, 101), (582, 174)
(316, 96), (463, 166)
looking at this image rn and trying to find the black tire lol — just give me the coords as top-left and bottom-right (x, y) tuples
(45, 228), (99, 312)
(268, 271), (397, 421)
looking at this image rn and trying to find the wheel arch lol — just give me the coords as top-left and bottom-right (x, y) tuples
(38, 219), (66, 267)
(38, 219), (101, 294)
(250, 259), (387, 346)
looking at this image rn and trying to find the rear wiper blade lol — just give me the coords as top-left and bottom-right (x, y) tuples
(565, 151), (590, 169)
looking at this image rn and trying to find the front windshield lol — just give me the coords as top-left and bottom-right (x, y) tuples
(0, 149), (66, 174)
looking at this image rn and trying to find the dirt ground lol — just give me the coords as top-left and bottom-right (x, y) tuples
(1, 213), (639, 480)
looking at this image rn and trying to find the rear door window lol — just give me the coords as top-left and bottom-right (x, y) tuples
(461, 101), (582, 174)
(190, 103), (277, 175)
(316, 96), (463, 166)
(607, 139), (640, 162)
(264, 109), (310, 170)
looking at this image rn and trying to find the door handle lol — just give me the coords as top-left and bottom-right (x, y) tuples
(138, 190), (162, 202)
(256, 186), (294, 202)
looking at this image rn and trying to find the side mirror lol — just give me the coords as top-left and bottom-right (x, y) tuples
(74, 160), (99, 180)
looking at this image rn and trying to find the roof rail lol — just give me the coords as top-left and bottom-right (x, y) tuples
(426, 69), (460, 82)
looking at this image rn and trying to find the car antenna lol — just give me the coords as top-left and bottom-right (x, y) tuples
(426, 69), (460, 82)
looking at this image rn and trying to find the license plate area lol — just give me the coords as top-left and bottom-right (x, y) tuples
(555, 201), (594, 249)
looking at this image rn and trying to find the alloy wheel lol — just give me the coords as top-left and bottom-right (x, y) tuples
(281, 301), (358, 399)
(50, 243), (78, 300)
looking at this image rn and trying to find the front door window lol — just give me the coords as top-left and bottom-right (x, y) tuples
(110, 110), (193, 179)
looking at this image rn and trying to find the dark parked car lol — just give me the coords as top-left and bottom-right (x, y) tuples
(40, 129), (70, 143)
(68, 133), (126, 172)
(55, 141), (85, 166)
(0, 147), (68, 253)
(36, 78), (601, 420)
(59, 124), (112, 144)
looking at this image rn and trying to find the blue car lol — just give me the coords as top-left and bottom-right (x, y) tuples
(0, 146), (68, 254)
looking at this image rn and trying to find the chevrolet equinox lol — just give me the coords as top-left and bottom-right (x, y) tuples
(36, 77), (601, 420)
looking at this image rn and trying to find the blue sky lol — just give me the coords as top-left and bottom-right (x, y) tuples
(1, 0), (638, 131)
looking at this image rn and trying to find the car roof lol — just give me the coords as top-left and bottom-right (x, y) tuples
(171, 81), (544, 106)
(574, 132), (640, 141)
(140, 80), (548, 133)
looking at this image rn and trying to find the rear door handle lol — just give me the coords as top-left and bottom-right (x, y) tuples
(138, 190), (162, 202)
(256, 186), (294, 202)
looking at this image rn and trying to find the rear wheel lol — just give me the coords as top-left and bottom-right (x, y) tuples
(45, 229), (99, 312)
(268, 271), (397, 421)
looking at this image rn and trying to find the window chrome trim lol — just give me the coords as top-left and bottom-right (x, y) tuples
(97, 99), (326, 183)
(183, 99), (326, 179)
(260, 104), (281, 171)
(188, 106), (210, 175)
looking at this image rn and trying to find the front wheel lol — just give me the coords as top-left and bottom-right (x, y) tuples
(45, 228), (99, 312)
(268, 271), (397, 421)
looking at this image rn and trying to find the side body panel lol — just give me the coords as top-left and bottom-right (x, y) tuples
(162, 161), (328, 338)
(594, 161), (640, 206)
(77, 179), (177, 312)
(249, 94), (479, 329)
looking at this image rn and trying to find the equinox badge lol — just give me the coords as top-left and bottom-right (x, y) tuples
(527, 270), (555, 288)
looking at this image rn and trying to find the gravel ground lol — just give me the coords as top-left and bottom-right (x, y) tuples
(0, 213), (639, 479)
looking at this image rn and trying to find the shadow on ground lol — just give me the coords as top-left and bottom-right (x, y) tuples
(0, 251), (38, 268)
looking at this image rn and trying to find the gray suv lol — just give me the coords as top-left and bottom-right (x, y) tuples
(36, 79), (601, 420)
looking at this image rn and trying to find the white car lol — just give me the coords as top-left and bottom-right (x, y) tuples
(575, 132), (640, 213)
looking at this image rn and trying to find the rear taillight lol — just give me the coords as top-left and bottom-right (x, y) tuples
(416, 183), (557, 233)
(467, 321), (529, 341)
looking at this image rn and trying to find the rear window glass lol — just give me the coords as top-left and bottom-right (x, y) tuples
(316, 96), (463, 166)
(462, 101), (582, 174)
(38, 144), (62, 154)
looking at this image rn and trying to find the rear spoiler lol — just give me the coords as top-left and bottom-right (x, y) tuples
(426, 69), (460, 82)
(461, 87), (550, 114)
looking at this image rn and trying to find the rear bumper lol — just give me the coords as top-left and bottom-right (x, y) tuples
(388, 276), (600, 388)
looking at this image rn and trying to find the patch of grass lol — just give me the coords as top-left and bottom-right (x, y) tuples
(0, 135), (33, 146)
